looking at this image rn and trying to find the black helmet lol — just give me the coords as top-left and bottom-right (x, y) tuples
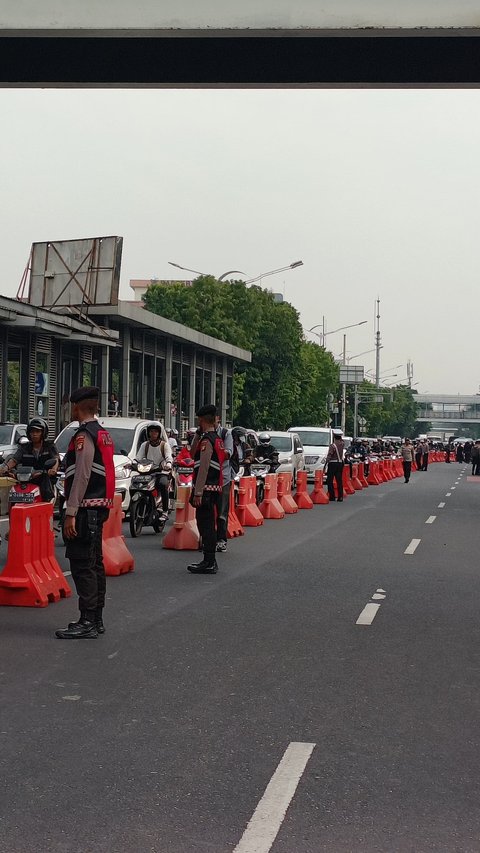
(258, 431), (271, 445)
(146, 422), (162, 442)
(27, 417), (48, 440)
(232, 426), (248, 443)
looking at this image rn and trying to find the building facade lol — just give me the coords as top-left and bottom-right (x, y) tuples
(0, 295), (251, 436)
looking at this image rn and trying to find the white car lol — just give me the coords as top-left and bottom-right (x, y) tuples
(288, 426), (333, 481)
(269, 431), (305, 485)
(0, 422), (28, 459)
(55, 417), (166, 511)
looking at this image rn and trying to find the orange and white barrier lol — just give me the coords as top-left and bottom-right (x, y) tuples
(277, 472), (299, 513)
(103, 494), (134, 576)
(227, 485), (244, 538)
(0, 503), (71, 607)
(162, 485), (200, 550)
(310, 470), (329, 504)
(236, 476), (264, 527)
(294, 471), (314, 509)
(258, 474), (285, 520)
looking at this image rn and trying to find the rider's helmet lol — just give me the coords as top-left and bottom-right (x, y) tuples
(186, 428), (197, 447)
(146, 422), (162, 444)
(258, 431), (271, 445)
(27, 416), (48, 441)
(232, 426), (248, 444)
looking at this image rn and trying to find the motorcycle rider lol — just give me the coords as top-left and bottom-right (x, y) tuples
(136, 423), (173, 523)
(0, 416), (59, 501)
(252, 432), (279, 472)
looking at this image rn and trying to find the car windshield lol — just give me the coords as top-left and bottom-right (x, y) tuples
(270, 436), (292, 452)
(56, 426), (137, 455)
(295, 431), (330, 447)
(0, 425), (13, 444)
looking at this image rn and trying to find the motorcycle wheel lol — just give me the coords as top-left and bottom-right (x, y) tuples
(129, 498), (147, 537)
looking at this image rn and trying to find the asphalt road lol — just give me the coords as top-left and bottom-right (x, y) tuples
(1, 461), (480, 853)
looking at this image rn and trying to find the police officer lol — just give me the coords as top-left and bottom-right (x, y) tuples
(55, 387), (115, 639)
(187, 404), (225, 575)
(325, 428), (345, 501)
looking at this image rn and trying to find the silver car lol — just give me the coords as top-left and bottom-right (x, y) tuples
(55, 417), (166, 511)
(0, 422), (28, 460)
(269, 431), (305, 486)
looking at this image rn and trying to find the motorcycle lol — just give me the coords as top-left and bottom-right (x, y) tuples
(249, 457), (277, 504)
(8, 457), (58, 508)
(128, 459), (168, 537)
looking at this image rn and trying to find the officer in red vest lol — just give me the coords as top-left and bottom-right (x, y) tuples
(55, 387), (115, 639)
(187, 404), (226, 575)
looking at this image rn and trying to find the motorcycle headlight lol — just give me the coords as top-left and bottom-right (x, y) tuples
(115, 464), (130, 479)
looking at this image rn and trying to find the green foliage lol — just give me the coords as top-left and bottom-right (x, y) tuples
(143, 276), (339, 429)
(355, 380), (420, 438)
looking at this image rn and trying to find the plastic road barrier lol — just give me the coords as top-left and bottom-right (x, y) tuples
(367, 461), (381, 485)
(310, 470), (329, 504)
(350, 463), (363, 490)
(258, 473), (285, 520)
(236, 476), (264, 527)
(0, 503), (71, 607)
(227, 485), (244, 538)
(342, 465), (356, 496)
(358, 462), (369, 488)
(277, 472), (300, 512)
(294, 470), (314, 509)
(163, 485), (201, 549)
(103, 494), (134, 576)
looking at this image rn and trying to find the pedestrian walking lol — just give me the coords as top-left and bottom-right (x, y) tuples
(399, 438), (415, 482)
(187, 404), (227, 574)
(421, 440), (430, 471)
(464, 441), (472, 464)
(471, 441), (480, 475)
(55, 387), (115, 639)
(325, 428), (345, 501)
(415, 441), (423, 472)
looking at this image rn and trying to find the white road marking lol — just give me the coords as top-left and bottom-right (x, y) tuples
(446, 493), (451, 497)
(405, 538), (421, 555)
(233, 742), (315, 853)
(438, 502), (445, 508)
(451, 487), (456, 490)
(425, 516), (436, 524)
(356, 603), (381, 625)
(372, 593), (386, 601)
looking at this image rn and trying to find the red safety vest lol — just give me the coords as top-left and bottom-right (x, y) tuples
(64, 421), (115, 508)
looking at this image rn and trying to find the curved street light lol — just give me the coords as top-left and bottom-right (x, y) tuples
(168, 260), (303, 285)
(306, 319), (368, 347)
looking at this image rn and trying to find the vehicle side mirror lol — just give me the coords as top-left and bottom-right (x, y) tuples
(18, 436), (29, 446)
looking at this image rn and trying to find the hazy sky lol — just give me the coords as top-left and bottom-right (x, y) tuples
(1, 88), (479, 394)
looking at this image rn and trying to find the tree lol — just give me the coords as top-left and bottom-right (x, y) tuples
(143, 276), (339, 429)
(356, 380), (420, 437)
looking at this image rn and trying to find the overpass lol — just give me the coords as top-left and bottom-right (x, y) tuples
(415, 394), (480, 436)
(1, 1), (480, 88)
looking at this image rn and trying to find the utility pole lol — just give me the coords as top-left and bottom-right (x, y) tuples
(407, 359), (414, 388)
(341, 333), (347, 433)
(375, 298), (381, 388)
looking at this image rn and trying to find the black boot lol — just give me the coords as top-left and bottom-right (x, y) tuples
(187, 555), (218, 574)
(56, 612), (98, 639)
(95, 608), (105, 635)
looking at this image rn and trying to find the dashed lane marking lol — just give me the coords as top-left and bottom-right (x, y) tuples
(233, 742), (316, 853)
(405, 538), (421, 555)
(446, 493), (451, 497)
(356, 603), (381, 625)
(438, 502), (445, 508)
(426, 516), (436, 524)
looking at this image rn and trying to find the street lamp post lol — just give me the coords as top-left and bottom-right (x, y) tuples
(168, 260), (303, 284)
(307, 319), (367, 348)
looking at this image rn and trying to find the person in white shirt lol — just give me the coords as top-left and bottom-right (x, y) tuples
(137, 423), (172, 521)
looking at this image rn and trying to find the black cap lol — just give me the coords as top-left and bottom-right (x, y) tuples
(196, 403), (217, 418)
(70, 386), (100, 404)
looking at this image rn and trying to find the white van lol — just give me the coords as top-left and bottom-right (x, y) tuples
(288, 426), (333, 481)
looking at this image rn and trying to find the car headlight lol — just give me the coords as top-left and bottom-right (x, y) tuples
(115, 464), (130, 479)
